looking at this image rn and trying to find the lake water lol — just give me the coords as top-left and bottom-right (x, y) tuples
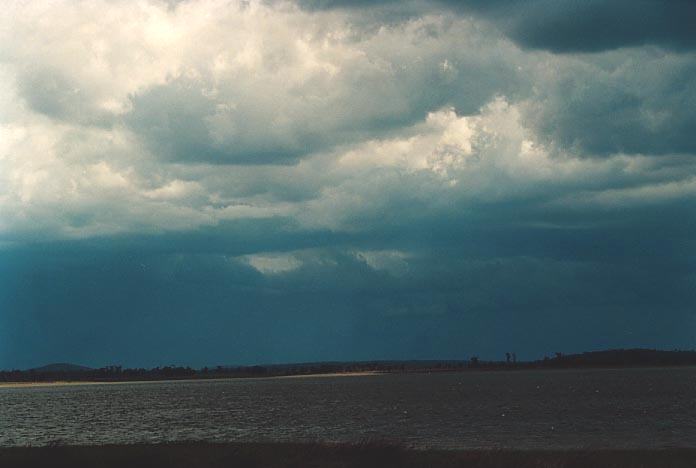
(1, 367), (695, 449)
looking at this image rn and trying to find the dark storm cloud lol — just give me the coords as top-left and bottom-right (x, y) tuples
(2, 190), (695, 369)
(459, 0), (696, 53)
(526, 52), (696, 156)
(2, 0), (696, 370)
(301, 0), (696, 53)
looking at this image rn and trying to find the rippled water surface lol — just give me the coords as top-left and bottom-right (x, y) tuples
(2, 368), (695, 448)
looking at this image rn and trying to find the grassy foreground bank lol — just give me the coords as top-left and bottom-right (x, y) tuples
(1, 442), (695, 468)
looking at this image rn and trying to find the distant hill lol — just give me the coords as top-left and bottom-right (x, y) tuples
(30, 363), (92, 373)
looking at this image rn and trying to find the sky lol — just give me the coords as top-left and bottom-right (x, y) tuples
(1, 0), (695, 369)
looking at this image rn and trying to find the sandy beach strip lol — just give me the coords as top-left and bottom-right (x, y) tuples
(0, 371), (383, 389)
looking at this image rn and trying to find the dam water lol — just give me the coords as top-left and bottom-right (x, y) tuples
(2, 367), (695, 448)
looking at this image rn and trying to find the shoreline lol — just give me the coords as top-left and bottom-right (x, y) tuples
(0, 371), (383, 389)
(3, 365), (695, 389)
(1, 442), (695, 468)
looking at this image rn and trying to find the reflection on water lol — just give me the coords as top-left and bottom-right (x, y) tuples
(2, 367), (695, 448)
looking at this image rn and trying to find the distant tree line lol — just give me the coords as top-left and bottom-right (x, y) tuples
(2, 349), (696, 383)
(0, 361), (470, 383)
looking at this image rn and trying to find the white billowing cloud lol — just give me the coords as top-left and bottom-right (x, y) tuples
(293, 97), (595, 230)
(0, 105), (290, 239)
(144, 180), (203, 201)
(1, 85), (692, 240)
(355, 249), (410, 275)
(1, 0), (695, 244)
(0, 0), (518, 239)
(295, 93), (696, 232)
(2, 0), (521, 163)
(2, 0), (183, 121)
(244, 253), (303, 275)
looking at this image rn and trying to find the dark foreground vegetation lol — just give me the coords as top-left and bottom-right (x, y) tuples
(3, 349), (696, 383)
(1, 442), (695, 468)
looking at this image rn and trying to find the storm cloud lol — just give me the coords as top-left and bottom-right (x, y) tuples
(0, 0), (695, 368)
(453, 0), (696, 53)
(303, 0), (696, 52)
